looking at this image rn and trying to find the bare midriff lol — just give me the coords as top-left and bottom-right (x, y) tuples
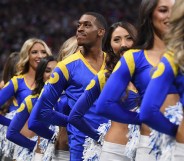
(141, 94), (180, 135)
(104, 121), (128, 145)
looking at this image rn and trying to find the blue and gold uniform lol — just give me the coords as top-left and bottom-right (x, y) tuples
(7, 95), (39, 151)
(30, 51), (107, 160)
(28, 94), (68, 134)
(7, 94), (69, 150)
(0, 115), (11, 126)
(96, 49), (160, 124)
(54, 94), (71, 114)
(0, 75), (33, 156)
(140, 51), (182, 137)
(0, 75), (33, 112)
(68, 69), (140, 141)
(0, 75), (33, 127)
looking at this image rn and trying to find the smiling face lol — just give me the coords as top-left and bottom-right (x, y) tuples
(111, 26), (134, 55)
(76, 14), (101, 47)
(152, 0), (175, 36)
(29, 43), (48, 71)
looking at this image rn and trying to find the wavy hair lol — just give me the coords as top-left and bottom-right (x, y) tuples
(104, 21), (137, 79)
(16, 38), (52, 75)
(58, 36), (78, 61)
(164, 0), (184, 71)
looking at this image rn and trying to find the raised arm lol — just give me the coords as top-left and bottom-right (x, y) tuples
(68, 71), (104, 141)
(140, 52), (178, 137)
(96, 51), (140, 125)
(29, 62), (69, 130)
(28, 95), (69, 139)
(7, 97), (36, 151)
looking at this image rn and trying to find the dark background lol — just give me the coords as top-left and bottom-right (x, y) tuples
(0, 0), (141, 78)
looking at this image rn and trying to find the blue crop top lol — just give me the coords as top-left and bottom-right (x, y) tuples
(0, 75), (33, 112)
(96, 49), (162, 123)
(68, 69), (140, 140)
(7, 93), (69, 151)
(140, 51), (183, 137)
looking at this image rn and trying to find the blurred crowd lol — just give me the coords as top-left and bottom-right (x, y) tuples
(0, 0), (141, 77)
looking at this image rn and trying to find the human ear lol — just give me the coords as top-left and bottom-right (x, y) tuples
(98, 28), (105, 37)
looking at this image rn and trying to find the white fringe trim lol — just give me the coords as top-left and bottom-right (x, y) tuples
(41, 125), (59, 161)
(124, 108), (140, 161)
(82, 121), (111, 161)
(125, 124), (140, 160)
(41, 142), (55, 161)
(149, 102), (183, 161)
(1, 111), (16, 158)
(13, 136), (38, 161)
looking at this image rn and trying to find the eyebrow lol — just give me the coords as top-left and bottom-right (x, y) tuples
(78, 20), (92, 24)
(158, 5), (169, 8)
(45, 67), (52, 70)
(113, 34), (130, 38)
(113, 36), (121, 38)
(125, 34), (131, 37)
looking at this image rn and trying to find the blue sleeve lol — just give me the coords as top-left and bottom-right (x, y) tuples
(6, 102), (36, 151)
(54, 94), (70, 115)
(29, 95), (70, 139)
(0, 77), (17, 108)
(121, 90), (140, 110)
(28, 107), (55, 140)
(96, 52), (141, 125)
(68, 74), (102, 141)
(29, 63), (69, 128)
(0, 114), (11, 126)
(140, 53), (178, 137)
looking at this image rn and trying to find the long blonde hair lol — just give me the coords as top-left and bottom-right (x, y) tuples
(16, 38), (52, 75)
(57, 36), (78, 61)
(165, 0), (184, 71)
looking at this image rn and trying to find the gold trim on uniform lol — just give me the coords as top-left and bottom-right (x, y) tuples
(17, 103), (25, 113)
(164, 51), (178, 76)
(49, 72), (60, 84)
(123, 49), (137, 77)
(97, 70), (107, 91)
(86, 80), (96, 90)
(152, 62), (165, 79)
(25, 96), (33, 113)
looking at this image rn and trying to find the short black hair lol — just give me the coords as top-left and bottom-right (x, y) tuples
(84, 12), (108, 31)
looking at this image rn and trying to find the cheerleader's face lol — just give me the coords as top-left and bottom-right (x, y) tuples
(111, 26), (133, 55)
(152, 0), (175, 35)
(43, 60), (57, 82)
(29, 43), (48, 71)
